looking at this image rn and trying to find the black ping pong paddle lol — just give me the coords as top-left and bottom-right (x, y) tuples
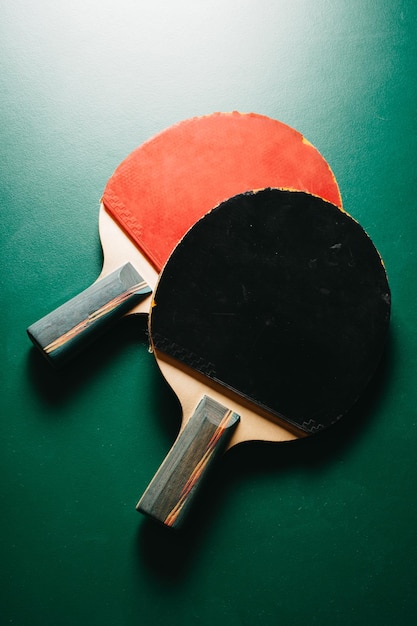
(137, 188), (391, 528)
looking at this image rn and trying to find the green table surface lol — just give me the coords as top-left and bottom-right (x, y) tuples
(1, 2), (416, 625)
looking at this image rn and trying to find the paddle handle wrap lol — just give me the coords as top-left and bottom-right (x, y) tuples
(27, 263), (151, 367)
(136, 396), (240, 528)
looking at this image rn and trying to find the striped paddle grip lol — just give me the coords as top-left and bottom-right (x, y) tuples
(27, 263), (151, 367)
(137, 396), (240, 528)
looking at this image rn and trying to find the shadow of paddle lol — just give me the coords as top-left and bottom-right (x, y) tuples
(26, 313), (150, 408)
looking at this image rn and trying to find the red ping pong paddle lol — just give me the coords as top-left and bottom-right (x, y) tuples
(26, 112), (341, 367)
(137, 188), (391, 528)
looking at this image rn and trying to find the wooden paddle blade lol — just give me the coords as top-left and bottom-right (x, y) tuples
(137, 396), (240, 528)
(27, 263), (151, 367)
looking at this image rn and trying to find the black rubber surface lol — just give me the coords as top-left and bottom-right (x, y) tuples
(151, 189), (391, 434)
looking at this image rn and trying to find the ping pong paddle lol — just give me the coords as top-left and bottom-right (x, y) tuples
(27, 112), (342, 367)
(137, 188), (391, 528)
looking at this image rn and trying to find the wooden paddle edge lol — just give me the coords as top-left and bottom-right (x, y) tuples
(153, 348), (305, 449)
(97, 203), (157, 315)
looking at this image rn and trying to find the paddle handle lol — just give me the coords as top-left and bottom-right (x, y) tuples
(27, 263), (151, 367)
(137, 395), (240, 528)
